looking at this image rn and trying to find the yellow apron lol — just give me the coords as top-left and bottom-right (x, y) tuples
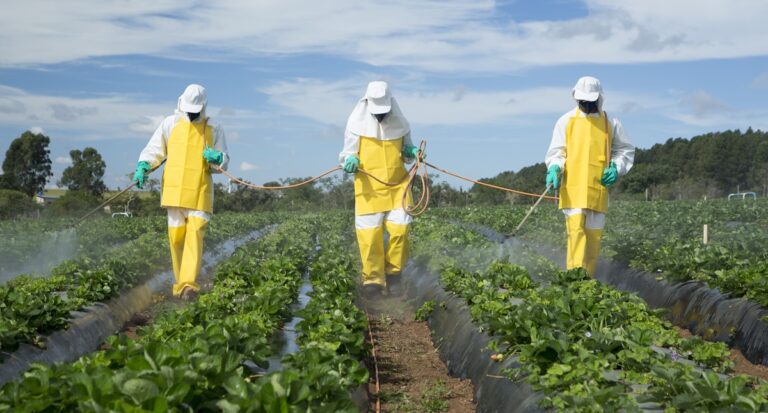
(559, 110), (612, 213)
(354, 136), (413, 215)
(161, 118), (214, 213)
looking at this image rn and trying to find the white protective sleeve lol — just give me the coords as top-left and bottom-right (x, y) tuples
(339, 130), (412, 164)
(545, 109), (635, 176)
(138, 114), (230, 172)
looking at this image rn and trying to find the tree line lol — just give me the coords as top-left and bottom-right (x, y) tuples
(0, 131), (108, 218)
(1, 127), (766, 219)
(469, 127), (768, 203)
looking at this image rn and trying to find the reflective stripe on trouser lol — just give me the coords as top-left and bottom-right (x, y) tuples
(355, 209), (412, 286)
(167, 207), (210, 296)
(563, 209), (604, 276)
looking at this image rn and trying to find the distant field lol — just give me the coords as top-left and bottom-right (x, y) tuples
(41, 188), (66, 197)
(41, 188), (155, 199)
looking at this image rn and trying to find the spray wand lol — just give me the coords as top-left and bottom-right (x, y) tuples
(76, 160), (165, 225)
(511, 171), (562, 236)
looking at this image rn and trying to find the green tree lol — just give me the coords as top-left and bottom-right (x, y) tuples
(0, 189), (38, 219)
(509, 163), (547, 202)
(272, 177), (323, 209)
(58, 147), (107, 197)
(1, 131), (53, 196)
(213, 182), (277, 212)
(49, 190), (101, 216)
(469, 171), (515, 204)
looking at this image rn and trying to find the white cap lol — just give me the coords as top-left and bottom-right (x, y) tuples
(179, 84), (207, 113)
(572, 76), (602, 102)
(365, 81), (392, 114)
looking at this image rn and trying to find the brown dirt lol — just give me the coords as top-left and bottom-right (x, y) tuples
(117, 292), (198, 339)
(363, 293), (475, 413)
(121, 310), (153, 340)
(675, 327), (693, 339)
(116, 263), (220, 341)
(674, 327), (768, 381)
(729, 349), (768, 380)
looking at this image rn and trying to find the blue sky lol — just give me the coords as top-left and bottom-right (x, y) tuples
(2, 0), (768, 190)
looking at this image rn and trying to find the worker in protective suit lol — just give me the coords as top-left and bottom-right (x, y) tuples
(340, 81), (420, 296)
(133, 84), (229, 300)
(544, 76), (634, 276)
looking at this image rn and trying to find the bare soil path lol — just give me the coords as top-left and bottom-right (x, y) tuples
(361, 286), (475, 413)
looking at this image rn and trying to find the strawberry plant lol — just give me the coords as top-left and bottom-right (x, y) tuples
(0, 214), (369, 412)
(411, 218), (767, 412)
(0, 212), (279, 359)
(433, 199), (768, 312)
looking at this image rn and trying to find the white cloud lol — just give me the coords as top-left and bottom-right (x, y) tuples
(55, 156), (72, 165)
(0, 84), (169, 140)
(666, 109), (768, 130)
(28, 126), (45, 134)
(262, 76), (651, 126)
(128, 115), (165, 134)
(240, 161), (258, 171)
(218, 107), (237, 117)
(263, 75), (768, 136)
(1, 1), (767, 71)
(681, 91), (729, 118)
(0, 84), (262, 141)
(662, 90), (768, 130)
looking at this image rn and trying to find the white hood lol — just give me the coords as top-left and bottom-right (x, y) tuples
(345, 82), (410, 140)
(176, 84), (208, 120)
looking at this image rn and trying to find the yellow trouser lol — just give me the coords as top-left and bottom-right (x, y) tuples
(384, 221), (409, 275)
(565, 213), (603, 276)
(168, 216), (208, 296)
(355, 211), (410, 286)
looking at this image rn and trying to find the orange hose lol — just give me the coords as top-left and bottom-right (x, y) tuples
(216, 166), (342, 190)
(424, 160), (559, 201)
(215, 165), (410, 190)
(402, 141), (431, 216)
(213, 139), (558, 217)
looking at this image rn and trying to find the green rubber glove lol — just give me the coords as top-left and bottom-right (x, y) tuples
(133, 161), (151, 189)
(203, 146), (223, 165)
(402, 145), (422, 160)
(343, 155), (360, 173)
(546, 165), (561, 191)
(601, 161), (618, 188)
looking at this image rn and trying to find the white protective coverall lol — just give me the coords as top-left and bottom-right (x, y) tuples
(138, 84), (229, 297)
(340, 81), (415, 288)
(545, 76), (634, 276)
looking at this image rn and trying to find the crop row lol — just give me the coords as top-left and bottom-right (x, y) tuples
(0, 216), (167, 277)
(0, 213), (278, 357)
(0, 216), (311, 411)
(431, 199), (768, 308)
(250, 214), (369, 412)
(411, 216), (768, 412)
(0, 213), (370, 411)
